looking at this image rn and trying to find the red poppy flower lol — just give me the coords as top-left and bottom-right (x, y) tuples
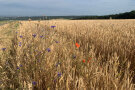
(83, 59), (85, 63)
(75, 43), (80, 48)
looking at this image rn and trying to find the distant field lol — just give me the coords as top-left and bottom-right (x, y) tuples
(0, 20), (135, 90)
(0, 21), (11, 25)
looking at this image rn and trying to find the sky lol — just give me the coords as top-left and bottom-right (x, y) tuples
(0, 0), (135, 16)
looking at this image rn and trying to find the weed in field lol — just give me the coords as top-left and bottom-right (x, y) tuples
(32, 34), (36, 38)
(46, 48), (51, 52)
(51, 26), (56, 28)
(19, 35), (23, 38)
(1, 48), (6, 51)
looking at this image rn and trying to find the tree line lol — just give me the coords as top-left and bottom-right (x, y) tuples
(0, 10), (135, 21)
(74, 10), (135, 20)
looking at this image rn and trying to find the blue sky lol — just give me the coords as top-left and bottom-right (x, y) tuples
(0, 0), (135, 16)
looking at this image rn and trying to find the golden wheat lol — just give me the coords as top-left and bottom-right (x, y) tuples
(0, 20), (135, 90)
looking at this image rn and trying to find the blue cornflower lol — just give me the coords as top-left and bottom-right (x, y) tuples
(1, 48), (6, 51)
(17, 67), (19, 69)
(56, 62), (60, 67)
(58, 72), (61, 77)
(40, 35), (44, 38)
(32, 81), (36, 85)
(20, 64), (23, 67)
(72, 55), (76, 59)
(55, 41), (59, 43)
(19, 42), (22, 46)
(51, 26), (56, 28)
(19, 35), (23, 38)
(32, 34), (36, 38)
(46, 48), (51, 52)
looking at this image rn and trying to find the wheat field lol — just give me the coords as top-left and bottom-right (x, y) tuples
(0, 19), (135, 90)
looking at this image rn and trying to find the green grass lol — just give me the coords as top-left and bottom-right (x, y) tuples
(0, 21), (13, 25)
